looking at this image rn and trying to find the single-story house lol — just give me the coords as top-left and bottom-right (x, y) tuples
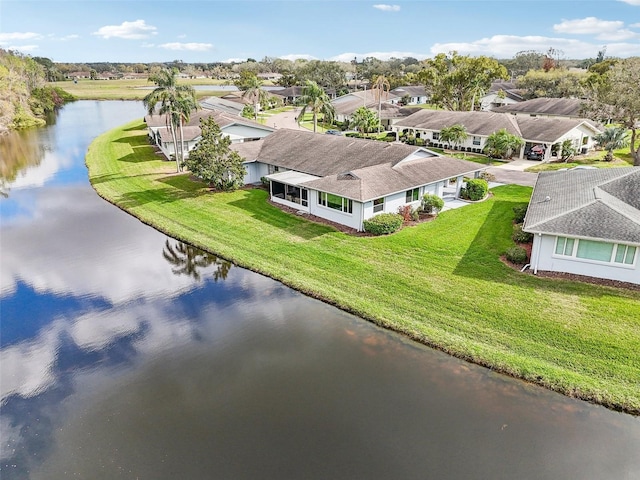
(200, 96), (246, 116)
(332, 89), (402, 124)
(493, 97), (589, 120)
(479, 81), (524, 111)
(145, 109), (274, 160)
(242, 129), (485, 231)
(390, 86), (429, 105)
(392, 110), (602, 160)
(270, 86), (337, 105)
(523, 167), (640, 285)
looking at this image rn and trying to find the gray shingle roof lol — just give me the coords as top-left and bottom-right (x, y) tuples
(256, 129), (422, 177)
(390, 86), (427, 97)
(523, 167), (640, 244)
(395, 110), (601, 143)
(396, 110), (522, 136)
(332, 90), (401, 116)
(493, 97), (587, 117)
(256, 129), (483, 201)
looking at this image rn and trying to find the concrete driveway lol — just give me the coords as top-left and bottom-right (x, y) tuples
(262, 108), (305, 130)
(486, 159), (539, 187)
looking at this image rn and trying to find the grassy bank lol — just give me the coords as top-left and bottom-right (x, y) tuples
(86, 119), (640, 414)
(50, 78), (232, 100)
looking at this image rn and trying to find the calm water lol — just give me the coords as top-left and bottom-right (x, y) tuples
(1, 101), (639, 480)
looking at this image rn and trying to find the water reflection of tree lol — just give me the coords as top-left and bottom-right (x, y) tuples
(0, 129), (46, 197)
(162, 239), (232, 282)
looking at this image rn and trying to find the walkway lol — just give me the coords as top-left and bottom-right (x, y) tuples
(261, 108), (305, 131)
(485, 159), (539, 187)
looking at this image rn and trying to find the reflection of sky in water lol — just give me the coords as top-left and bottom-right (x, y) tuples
(1, 101), (639, 480)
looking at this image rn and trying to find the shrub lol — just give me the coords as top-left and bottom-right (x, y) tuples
(460, 178), (488, 201)
(480, 171), (496, 182)
(513, 204), (528, 223)
(397, 205), (413, 222)
(512, 224), (533, 243)
(506, 246), (528, 264)
(363, 213), (403, 235)
(421, 194), (444, 214)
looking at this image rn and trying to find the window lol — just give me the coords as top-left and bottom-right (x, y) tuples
(555, 236), (636, 266)
(406, 188), (419, 203)
(614, 244), (636, 265)
(318, 192), (353, 214)
(555, 236), (575, 256)
(472, 136), (481, 146)
(301, 188), (308, 207)
(373, 197), (384, 213)
(576, 239), (614, 262)
(432, 132), (440, 140)
(268, 164), (280, 174)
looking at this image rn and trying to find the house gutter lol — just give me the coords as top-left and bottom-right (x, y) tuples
(533, 232), (543, 275)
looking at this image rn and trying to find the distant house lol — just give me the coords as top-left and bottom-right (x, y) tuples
(493, 97), (589, 120)
(332, 89), (402, 123)
(145, 109), (274, 160)
(390, 86), (429, 105)
(393, 110), (602, 160)
(200, 96), (246, 116)
(480, 81), (524, 111)
(241, 129), (485, 231)
(270, 86), (337, 105)
(523, 167), (640, 285)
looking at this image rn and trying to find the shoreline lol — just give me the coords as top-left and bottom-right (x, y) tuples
(85, 119), (640, 416)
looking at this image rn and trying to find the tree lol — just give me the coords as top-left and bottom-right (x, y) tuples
(483, 129), (524, 159)
(418, 52), (508, 111)
(440, 124), (468, 151)
(594, 126), (630, 161)
(143, 68), (197, 172)
(235, 71), (268, 120)
(372, 75), (390, 133)
(181, 116), (246, 191)
(295, 60), (347, 92)
(350, 106), (380, 135)
(297, 80), (335, 133)
(583, 57), (640, 166)
(163, 239), (231, 282)
(516, 69), (586, 99)
(559, 139), (576, 162)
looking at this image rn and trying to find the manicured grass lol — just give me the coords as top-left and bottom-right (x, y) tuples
(86, 120), (640, 415)
(50, 79), (232, 100)
(525, 157), (632, 172)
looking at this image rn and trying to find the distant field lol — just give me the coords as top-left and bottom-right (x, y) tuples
(50, 78), (235, 100)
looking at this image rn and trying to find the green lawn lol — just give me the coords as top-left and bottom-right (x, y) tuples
(86, 119), (640, 415)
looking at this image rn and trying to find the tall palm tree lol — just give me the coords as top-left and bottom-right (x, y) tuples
(143, 68), (197, 172)
(297, 80), (335, 133)
(173, 95), (198, 169)
(594, 126), (630, 161)
(351, 106), (380, 135)
(240, 74), (269, 120)
(372, 75), (390, 133)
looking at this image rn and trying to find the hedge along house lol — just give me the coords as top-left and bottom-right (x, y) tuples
(145, 109), (275, 161)
(392, 110), (602, 161)
(523, 167), (640, 285)
(241, 129), (485, 231)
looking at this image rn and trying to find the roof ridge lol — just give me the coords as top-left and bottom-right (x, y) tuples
(525, 198), (599, 231)
(594, 186), (640, 224)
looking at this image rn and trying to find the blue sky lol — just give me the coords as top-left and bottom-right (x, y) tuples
(1, 0), (639, 63)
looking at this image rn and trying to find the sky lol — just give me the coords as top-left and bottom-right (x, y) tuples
(1, 0), (639, 63)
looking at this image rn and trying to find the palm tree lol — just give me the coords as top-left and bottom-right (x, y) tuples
(143, 68), (197, 172)
(240, 74), (269, 120)
(173, 95), (198, 169)
(297, 80), (335, 133)
(440, 124), (468, 151)
(372, 75), (390, 133)
(162, 239), (230, 282)
(351, 106), (380, 135)
(594, 126), (630, 161)
(484, 129), (524, 159)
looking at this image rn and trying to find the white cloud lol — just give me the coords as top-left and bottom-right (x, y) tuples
(630, 22), (640, 27)
(0, 32), (42, 42)
(553, 17), (624, 34)
(373, 4), (400, 12)
(618, 0), (640, 5)
(430, 34), (638, 58)
(596, 29), (638, 41)
(158, 42), (213, 51)
(278, 53), (318, 61)
(330, 51), (429, 62)
(92, 20), (157, 40)
(4, 45), (39, 52)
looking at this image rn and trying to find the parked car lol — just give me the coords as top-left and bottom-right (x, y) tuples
(325, 129), (343, 136)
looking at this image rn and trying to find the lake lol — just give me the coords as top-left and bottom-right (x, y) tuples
(1, 100), (639, 479)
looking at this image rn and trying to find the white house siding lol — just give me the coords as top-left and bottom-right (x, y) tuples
(480, 93), (520, 111)
(243, 162), (269, 184)
(223, 125), (273, 142)
(531, 234), (640, 285)
(553, 124), (598, 155)
(307, 190), (363, 231)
